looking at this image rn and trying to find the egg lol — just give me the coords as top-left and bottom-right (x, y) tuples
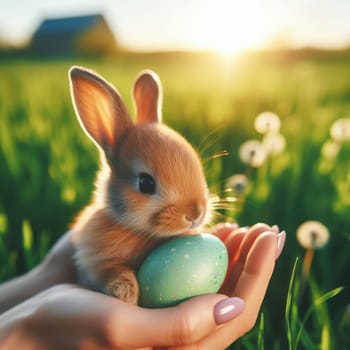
(138, 233), (228, 308)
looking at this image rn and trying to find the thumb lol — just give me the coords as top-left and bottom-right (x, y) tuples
(107, 294), (244, 348)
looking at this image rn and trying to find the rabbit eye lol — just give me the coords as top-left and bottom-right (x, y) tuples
(138, 173), (156, 195)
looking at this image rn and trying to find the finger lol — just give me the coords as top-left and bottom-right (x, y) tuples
(195, 232), (277, 350)
(219, 230), (245, 294)
(37, 286), (229, 349)
(225, 228), (246, 266)
(239, 223), (276, 261)
(211, 223), (239, 242)
(235, 232), (277, 295)
(221, 223), (274, 294)
(107, 294), (231, 348)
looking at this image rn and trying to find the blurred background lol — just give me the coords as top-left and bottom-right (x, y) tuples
(1, 0), (350, 349)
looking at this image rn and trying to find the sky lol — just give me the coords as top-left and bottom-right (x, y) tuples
(1, 0), (350, 54)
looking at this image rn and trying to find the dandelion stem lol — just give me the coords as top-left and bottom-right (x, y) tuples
(299, 248), (314, 305)
(244, 164), (253, 180)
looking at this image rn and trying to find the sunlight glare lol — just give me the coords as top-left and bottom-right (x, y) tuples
(194, 0), (271, 56)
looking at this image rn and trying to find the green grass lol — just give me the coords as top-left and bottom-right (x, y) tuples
(1, 51), (349, 349)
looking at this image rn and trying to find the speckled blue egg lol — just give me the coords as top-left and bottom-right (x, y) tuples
(138, 233), (228, 308)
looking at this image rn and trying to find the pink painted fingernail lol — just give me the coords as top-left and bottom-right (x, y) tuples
(214, 297), (245, 325)
(276, 231), (286, 259)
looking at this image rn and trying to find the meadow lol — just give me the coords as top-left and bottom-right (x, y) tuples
(0, 51), (349, 349)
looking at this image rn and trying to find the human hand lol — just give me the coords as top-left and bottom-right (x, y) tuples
(0, 223), (285, 350)
(204, 222), (286, 349)
(0, 231), (77, 315)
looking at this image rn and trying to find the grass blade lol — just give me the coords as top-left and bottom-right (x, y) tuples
(258, 312), (265, 350)
(295, 286), (344, 349)
(285, 258), (299, 350)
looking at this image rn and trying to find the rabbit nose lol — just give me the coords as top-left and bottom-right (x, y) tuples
(184, 204), (205, 228)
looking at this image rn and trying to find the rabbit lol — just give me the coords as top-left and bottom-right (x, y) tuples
(69, 66), (211, 304)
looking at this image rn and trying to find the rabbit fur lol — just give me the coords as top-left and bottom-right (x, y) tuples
(69, 67), (210, 304)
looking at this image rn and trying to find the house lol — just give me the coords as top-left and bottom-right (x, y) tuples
(30, 14), (119, 56)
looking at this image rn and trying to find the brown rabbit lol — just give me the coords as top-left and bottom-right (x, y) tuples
(69, 67), (210, 304)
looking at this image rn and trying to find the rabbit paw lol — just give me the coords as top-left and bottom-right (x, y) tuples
(106, 270), (139, 305)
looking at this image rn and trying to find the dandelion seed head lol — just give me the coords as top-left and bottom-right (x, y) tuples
(296, 221), (330, 249)
(239, 140), (267, 167)
(263, 133), (286, 155)
(226, 174), (249, 196)
(255, 112), (281, 134)
(330, 118), (350, 142)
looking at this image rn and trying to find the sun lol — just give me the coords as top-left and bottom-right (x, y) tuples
(192, 0), (271, 56)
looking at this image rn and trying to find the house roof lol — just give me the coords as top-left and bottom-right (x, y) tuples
(33, 14), (105, 36)
(30, 13), (119, 56)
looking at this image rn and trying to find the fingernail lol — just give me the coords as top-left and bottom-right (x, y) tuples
(271, 225), (279, 234)
(276, 231), (286, 259)
(214, 297), (245, 325)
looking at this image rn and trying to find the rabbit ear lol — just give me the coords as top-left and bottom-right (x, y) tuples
(133, 70), (162, 124)
(69, 66), (132, 155)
